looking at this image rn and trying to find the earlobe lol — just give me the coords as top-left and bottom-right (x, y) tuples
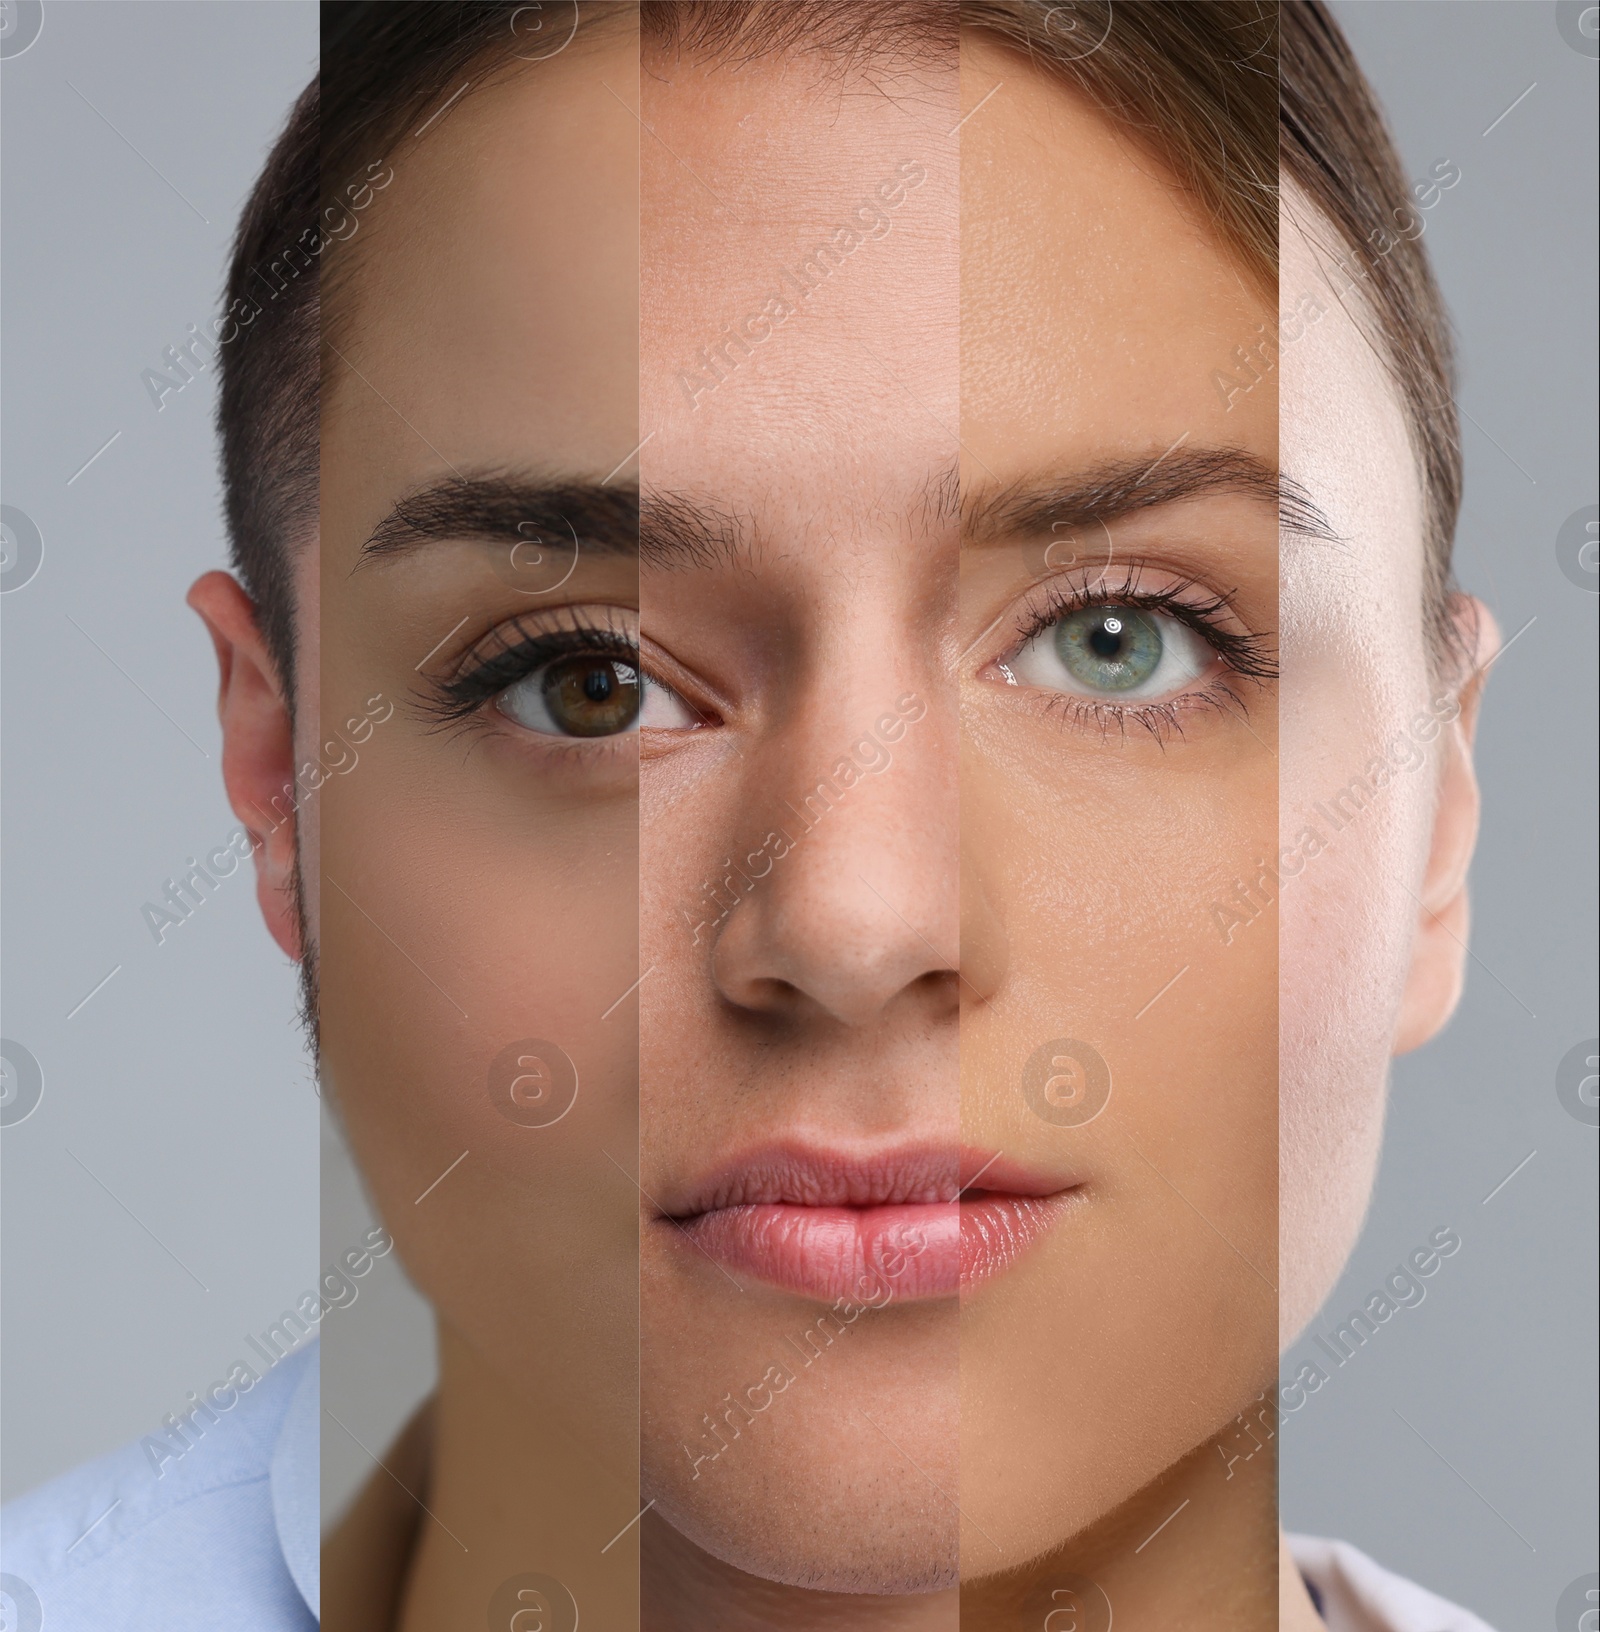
(1392, 596), (1497, 1056)
(186, 571), (303, 964)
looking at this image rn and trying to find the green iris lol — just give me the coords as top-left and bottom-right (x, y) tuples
(1053, 608), (1164, 692)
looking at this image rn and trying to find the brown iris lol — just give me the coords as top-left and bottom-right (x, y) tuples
(541, 654), (640, 736)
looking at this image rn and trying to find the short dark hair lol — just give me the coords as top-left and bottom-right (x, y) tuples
(216, 76), (319, 696)
(220, 2), (619, 696)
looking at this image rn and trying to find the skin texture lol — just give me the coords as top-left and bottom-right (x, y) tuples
(1268, 180), (1492, 1631)
(636, 38), (961, 1622)
(1277, 183), (1492, 1349)
(957, 36), (1280, 1625)
(184, 19), (1493, 1632)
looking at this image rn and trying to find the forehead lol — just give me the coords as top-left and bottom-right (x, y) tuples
(324, 26), (640, 494)
(1278, 188), (1423, 564)
(960, 35), (1275, 483)
(1277, 187), (1428, 678)
(638, 52), (958, 540)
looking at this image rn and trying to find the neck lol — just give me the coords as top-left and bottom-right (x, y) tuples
(960, 1424), (1285, 1631)
(395, 1321), (640, 1632)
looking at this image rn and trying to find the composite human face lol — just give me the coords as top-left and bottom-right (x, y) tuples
(320, 22), (1288, 1602)
(958, 35), (1280, 1576)
(306, 10), (1473, 1615)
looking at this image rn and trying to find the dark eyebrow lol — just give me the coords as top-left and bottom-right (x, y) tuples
(963, 446), (1342, 545)
(358, 473), (639, 566)
(1278, 474), (1345, 545)
(639, 489), (750, 570)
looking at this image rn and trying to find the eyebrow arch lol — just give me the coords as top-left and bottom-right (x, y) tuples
(963, 446), (1342, 545)
(358, 473), (639, 567)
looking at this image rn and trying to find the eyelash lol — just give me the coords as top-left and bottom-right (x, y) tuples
(415, 566), (1272, 744)
(998, 560), (1278, 743)
(416, 608), (639, 732)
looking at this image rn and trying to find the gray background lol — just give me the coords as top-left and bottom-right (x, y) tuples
(1, 2), (321, 1501)
(1282, 4), (1598, 1627)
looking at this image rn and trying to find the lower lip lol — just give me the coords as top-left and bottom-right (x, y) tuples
(961, 1193), (1074, 1289)
(673, 1194), (1072, 1303)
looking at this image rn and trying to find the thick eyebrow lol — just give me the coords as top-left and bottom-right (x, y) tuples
(962, 446), (1341, 545)
(358, 473), (639, 566)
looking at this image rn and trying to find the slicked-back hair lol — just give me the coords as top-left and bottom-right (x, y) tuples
(217, 77), (320, 695)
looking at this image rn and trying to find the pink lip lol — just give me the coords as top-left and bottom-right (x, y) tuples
(664, 1144), (1080, 1303)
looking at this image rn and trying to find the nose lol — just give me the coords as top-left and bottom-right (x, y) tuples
(710, 696), (958, 1028)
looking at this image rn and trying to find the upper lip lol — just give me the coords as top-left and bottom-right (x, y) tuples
(663, 1141), (1075, 1219)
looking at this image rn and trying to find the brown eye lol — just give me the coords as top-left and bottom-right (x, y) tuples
(497, 655), (640, 737)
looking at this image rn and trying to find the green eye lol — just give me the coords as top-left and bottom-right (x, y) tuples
(1004, 604), (1212, 702)
(1053, 609), (1164, 692)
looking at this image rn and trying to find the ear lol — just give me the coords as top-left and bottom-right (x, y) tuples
(1392, 597), (1498, 1056)
(187, 571), (303, 963)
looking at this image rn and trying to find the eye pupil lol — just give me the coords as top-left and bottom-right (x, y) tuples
(1056, 607), (1163, 691)
(540, 654), (640, 736)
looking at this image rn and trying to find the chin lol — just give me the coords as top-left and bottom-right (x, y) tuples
(650, 1487), (960, 1595)
(642, 1402), (960, 1594)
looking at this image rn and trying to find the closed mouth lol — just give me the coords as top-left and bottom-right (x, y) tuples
(661, 1143), (1081, 1302)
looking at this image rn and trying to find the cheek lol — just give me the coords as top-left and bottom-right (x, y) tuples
(1277, 594), (1439, 1342)
(960, 727), (1278, 1555)
(319, 755), (641, 1403)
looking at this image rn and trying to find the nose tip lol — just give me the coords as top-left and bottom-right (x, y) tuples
(711, 874), (958, 1029)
